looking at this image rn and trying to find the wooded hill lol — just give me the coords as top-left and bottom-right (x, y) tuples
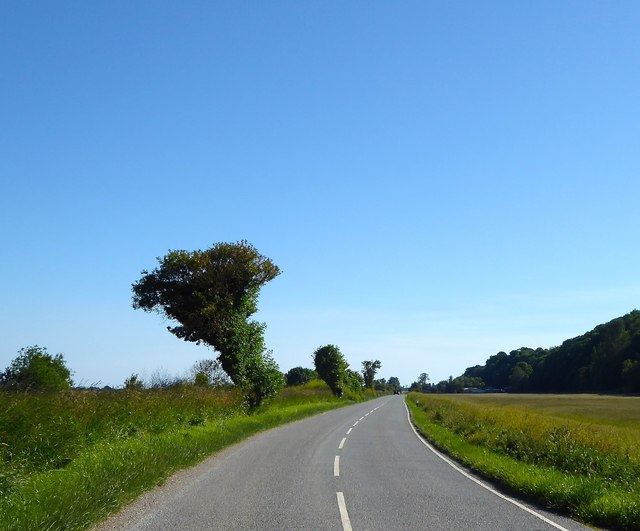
(462, 310), (640, 393)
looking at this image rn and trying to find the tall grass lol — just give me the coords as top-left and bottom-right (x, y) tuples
(0, 386), (243, 496)
(0, 380), (353, 530)
(407, 392), (640, 529)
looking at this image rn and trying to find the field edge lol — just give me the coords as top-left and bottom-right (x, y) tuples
(405, 393), (640, 531)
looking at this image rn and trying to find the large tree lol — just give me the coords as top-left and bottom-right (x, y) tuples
(132, 241), (283, 405)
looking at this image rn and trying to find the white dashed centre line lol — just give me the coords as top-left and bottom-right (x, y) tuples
(334, 455), (340, 477)
(346, 428), (352, 435)
(339, 437), (346, 449)
(336, 492), (353, 531)
(353, 421), (359, 426)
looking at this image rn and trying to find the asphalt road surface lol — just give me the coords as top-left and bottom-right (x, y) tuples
(98, 396), (595, 530)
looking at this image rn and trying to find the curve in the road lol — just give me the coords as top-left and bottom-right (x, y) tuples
(401, 400), (570, 531)
(97, 396), (593, 530)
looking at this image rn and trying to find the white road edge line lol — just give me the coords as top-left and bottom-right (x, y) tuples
(334, 455), (340, 477)
(336, 492), (353, 531)
(403, 401), (570, 531)
(346, 428), (352, 435)
(339, 437), (346, 449)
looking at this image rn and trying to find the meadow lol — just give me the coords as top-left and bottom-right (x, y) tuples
(0, 380), (350, 530)
(407, 392), (640, 530)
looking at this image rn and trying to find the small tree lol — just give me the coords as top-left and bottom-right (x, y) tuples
(285, 366), (318, 387)
(124, 373), (145, 390)
(0, 346), (73, 391)
(344, 369), (364, 395)
(409, 372), (431, 393)
(313, 344), (347, 396)
(361, 360), (381, 389)
(238, 349), (284, 407)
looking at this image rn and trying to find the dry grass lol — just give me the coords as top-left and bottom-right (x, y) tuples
(452, 393), (640, 426)
(446, 393), (640, 462)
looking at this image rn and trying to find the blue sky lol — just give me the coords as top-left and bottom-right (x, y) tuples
(1, 1), (639, 387)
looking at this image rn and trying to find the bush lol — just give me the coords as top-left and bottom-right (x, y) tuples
(124, 374), (144, 390)
(0, 346), (72, 392)
(240, 350), (284, 408)
(285, 367), (318, 387)
(344, 369), (364, 398)
(190, 359), (231, 388)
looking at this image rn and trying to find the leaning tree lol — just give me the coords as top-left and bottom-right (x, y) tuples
(132, 240), (283, 405)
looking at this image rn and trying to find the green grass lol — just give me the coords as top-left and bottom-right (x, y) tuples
(0, 381), (355, 530)
(407, 392), (640, 530)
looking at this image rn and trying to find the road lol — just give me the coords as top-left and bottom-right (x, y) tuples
(98, 396), (594, 530)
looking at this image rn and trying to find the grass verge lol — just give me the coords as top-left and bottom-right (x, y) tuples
(406, 392), (640, 530)
(0, 382), (353, 530)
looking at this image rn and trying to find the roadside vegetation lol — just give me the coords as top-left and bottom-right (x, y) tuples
(407, 392), (640, 530)
(0, 335), (391, 531)
(0, 379), (356, 530)
(0, 331), (390, 529)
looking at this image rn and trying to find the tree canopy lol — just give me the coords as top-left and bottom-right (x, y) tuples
(0, 346), (73, 391)
(361, 360), (381, 389)
(406, 311), (640, 395)
(285, 366), (318, 387)
(313, 344), (347, 396)
(132, 241), (283, 405)
(387, 376), (401, 392)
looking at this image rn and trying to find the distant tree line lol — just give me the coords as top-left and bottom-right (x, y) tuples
(374, 376), (401, 394)
(412, 310), (640, 394)
(466, 310), (640, 393)
(311, 344), (380, 397)
(284, 346), (400, 397)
